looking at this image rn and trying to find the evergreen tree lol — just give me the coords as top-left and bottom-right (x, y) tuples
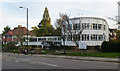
(2, 26), (11, 35)
(40, 7), (51, 28)
(32, 7), (61, 36)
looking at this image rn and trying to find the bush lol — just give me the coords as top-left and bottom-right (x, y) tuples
(3, 41), (18, 51)
(101, 41), (120, 52)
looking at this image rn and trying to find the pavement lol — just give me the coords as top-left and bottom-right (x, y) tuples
(3, 52), (119, 63)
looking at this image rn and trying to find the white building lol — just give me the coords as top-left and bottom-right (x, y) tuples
(15, 17), (109, 48)
(23, 36), (61, 49)
(62, 17), (109, 46)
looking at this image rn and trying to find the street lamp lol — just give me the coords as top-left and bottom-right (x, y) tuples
(20, 6), (28, 48)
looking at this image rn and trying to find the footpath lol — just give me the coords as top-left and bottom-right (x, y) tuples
(3, 52), (119, 63)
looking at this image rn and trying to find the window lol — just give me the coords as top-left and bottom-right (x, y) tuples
(73, 34), (80, 41)
(98, 24), (102, 30)
(99, 35), (103, 41)
(84, 23), (87, 30)
(91, 34), (97, 41)
(82, 35), (84, 41)
(73, 23), (81, 30)
(30, 38), (37, 42)
(87, 23), (89, 29)
(87, 34), (89, 41)
(76, 34), (80, 41)
(58, 38), (61, 40)
(84, 34), (87, 41)
(78, 24), (80, 30)
(104, 25), (106, 30)
(82, 23), (85, 29)
(93, 23), (97, 30)
(67, 35), (72, 41)
(38, 38), (42, 41)
(82, 34), (89, 41)
(83, 23), (89, 30)
(38, 38), (46, 41)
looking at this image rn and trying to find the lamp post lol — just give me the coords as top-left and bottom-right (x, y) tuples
(20, 6), (28, 48)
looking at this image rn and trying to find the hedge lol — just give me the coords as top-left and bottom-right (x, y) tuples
(101, 41), (120, 52)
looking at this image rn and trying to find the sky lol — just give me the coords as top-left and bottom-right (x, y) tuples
(0, 0), (120, 34)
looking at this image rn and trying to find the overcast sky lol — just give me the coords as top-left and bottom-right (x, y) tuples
(0, 0), (120, 33)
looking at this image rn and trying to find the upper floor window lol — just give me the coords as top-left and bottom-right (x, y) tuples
(73, 23), (80, 30)
(93, 23), (97, 30)
(104, 25), (106, 30)
(81, 23), (89, 30)
(98, 24), (102, 30)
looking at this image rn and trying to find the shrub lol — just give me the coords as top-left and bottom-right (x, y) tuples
(101, 41), (120, 52)
(3, 41), (18, 51)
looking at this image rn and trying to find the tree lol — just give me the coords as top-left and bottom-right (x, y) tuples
(40, 7), (51, 28)
(32, 7), (56, 36)
(56, 13), (86, 53)
(115, 29), (120, 39)
(3, 41), (18, 51)
(31, 7), (61, 36)
(31, 26), (40, 36)
(54, 27), (61, 36)
(2, 26), (11, 35)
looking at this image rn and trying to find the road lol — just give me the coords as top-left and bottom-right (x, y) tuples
(2, 53), (118, 69)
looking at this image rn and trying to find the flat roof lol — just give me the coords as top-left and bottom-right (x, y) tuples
(69, 17), (107, 22)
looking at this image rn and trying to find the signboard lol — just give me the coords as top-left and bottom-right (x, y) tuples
(79, 42), (87, 49)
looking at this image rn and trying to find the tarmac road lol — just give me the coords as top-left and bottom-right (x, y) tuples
(2, 53), (119, 69)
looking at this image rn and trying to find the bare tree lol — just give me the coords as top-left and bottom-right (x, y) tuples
(57, 13), (86, 53)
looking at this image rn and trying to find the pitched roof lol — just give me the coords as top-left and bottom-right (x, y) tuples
(5, 25), (35, 36)
(12, 25), (35, 36)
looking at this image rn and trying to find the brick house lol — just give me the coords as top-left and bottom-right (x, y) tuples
(2, 25), (35, 45)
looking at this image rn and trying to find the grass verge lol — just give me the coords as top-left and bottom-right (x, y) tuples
(54, 52), (119, 58)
